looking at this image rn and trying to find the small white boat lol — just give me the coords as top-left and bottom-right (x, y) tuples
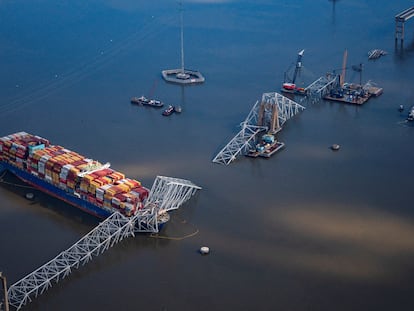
(408, 106), (414, 121)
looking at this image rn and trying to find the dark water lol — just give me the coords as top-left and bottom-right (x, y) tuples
(1, 0), (414, 310)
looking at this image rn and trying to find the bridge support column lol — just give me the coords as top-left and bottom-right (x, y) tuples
(395, 18), (404, 45)
(395, 6), (414, 48)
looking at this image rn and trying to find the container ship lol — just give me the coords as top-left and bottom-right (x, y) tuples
(0, 132), (160, 221)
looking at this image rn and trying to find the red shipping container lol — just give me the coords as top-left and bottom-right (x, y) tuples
(131, 187), (149, 201)
(114, 193), (127, 202)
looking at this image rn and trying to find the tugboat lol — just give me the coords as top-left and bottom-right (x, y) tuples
(246, 134), (285, 158)
(130, 96), (164, 108)
(162, 105), (175, 116)
(408, 106), (414, 121)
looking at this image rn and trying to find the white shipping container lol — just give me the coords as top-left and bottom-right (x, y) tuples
(61, 164), (74, 172)
(16, 131), (28, 137)
(40, 155), (51, 163)
(38, 162), (45, 170)
(111, 197), (121, 204)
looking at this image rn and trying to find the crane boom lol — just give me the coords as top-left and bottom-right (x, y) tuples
(292, 49), (305, 84)
(340, 49), (348, 87)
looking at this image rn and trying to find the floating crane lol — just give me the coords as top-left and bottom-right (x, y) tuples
(281, 49), (306, 95)
(323, 49), (383, 105)
(339, 49), (348, 87)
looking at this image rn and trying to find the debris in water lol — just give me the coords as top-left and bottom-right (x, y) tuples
(368, 49), (387, 60)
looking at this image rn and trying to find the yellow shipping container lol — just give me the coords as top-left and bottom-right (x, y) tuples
(32, 150), (47, 160)
(120, 179), (134, 189)
(117, 183), (130, 192)
(69, 167), (80, 173)
(88, 181), (102, 194)
(80, 182), (89, 192)
(109, 172), (125, 181)
(83, 174), (95, 183)
(104, 193), (114, 201)
(67, 180), (75, 189)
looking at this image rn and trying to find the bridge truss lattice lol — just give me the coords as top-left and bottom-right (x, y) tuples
(212, 92), (305, 165)
(7, 175), (201, 310)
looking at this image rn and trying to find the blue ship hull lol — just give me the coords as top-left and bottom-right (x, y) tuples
(0, 160), (112, 219)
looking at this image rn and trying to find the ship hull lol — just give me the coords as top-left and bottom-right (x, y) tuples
(0, 160), (112, 219)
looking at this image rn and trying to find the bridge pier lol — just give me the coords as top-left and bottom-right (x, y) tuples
(395, 6), (414, 47)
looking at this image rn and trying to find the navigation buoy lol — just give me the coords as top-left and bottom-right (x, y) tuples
(25, 192), (35, 200)
(199, 246), (210, 255)
(331, 144), (340, 151)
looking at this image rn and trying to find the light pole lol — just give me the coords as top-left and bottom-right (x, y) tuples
(0, 272), (9, 311)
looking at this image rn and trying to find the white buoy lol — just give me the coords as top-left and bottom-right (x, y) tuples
(25, 192), (34, 200)
(331, 144), (340, 151)
(200, 246), (210, 255)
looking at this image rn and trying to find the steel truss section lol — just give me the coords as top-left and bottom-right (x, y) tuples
(241, 100), (262, 128)
(7, 212), (135, 310)
(261, 92), (305, 128)
(304, 74), (338, 98)
(146, 175), (202, 213)
(212, 124), (266, 165)
(212, 92), (305, 165)
(7, 175), (201, 310)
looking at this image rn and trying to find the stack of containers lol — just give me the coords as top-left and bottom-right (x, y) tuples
(25, 141), (84, 189)
(96, 184), (112, 208)
(59, 164), (74, 190)
(103, 185), (125, 209)
(1, 132), (148, 218)
(0, 132), (50, 168)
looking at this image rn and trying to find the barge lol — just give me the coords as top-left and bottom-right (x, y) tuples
(246, 134), (285, 158)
